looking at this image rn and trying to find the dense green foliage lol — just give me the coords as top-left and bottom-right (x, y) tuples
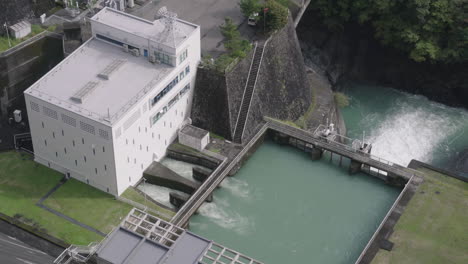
(310, 0), (468, 62)
(260, 0), (289, 32)
(211, 18), (252, 72)
(239, 0), (261, 18)
(334, 92), (350, 108)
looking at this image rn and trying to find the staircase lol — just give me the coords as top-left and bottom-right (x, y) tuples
(233, 40), (266, 143)
(54, 243), (99, 264)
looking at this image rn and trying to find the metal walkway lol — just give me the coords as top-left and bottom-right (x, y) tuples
(233, 40), (267, 143)
(266, 118), (413, 181)
(171, 119), (412, 227)
(171, 124), (268, 227)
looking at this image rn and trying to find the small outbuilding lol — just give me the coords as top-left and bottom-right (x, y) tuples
(8, 21), (31, 39)
(178, 125), (210, 151)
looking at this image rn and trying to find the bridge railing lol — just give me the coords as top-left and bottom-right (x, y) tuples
(172, 124), (268, 226)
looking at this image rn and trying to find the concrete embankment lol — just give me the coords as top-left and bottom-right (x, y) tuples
(143, 162), (200, 195)
(166, 144), (221, 170)
(0, 212), (67, 258)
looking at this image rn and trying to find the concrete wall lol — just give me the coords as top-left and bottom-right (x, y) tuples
(0, 35), (63, 119)
(111, 27), (201, 195)
(25, 93), (119, 195)
(192, 17), (312, 141)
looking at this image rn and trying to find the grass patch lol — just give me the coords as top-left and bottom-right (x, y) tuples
(372, 168), (468, 264)
(208, 147), (221, 153)
(0, 151), (102, 245)
(43, 179), (133, 235)
(0, 24), (48, 52)
(267, 117), (301, 128)
(169, 142), (200, 155)
(334, 92), (350, 108)
(121, 188), (175, 221)
(295, 84), (317, 129)
(209, 132), (225, 140)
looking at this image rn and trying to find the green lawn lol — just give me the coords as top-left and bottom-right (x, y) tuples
(0, 151), (102, 245)
(0, 151), (176, 245)
(121, 188), (175, 221)
(372, 168), (468, 264)
(43, 179), (133, 235)
(0, 24), (55, 52)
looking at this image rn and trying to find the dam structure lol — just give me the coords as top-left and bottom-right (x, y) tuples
(171, 118), (413, 228)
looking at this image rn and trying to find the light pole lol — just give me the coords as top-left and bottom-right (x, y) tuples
(3, 22), (11, 48)
(142, 177), (147, 211)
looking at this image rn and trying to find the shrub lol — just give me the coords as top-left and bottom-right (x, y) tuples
(239, 0), (261, 18)
(334, 92), (350, 108)
(260, 0), (289, 33)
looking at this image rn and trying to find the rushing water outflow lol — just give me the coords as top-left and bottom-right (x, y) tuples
(341, 84), (468, 177)
(190, 142), (400, 263)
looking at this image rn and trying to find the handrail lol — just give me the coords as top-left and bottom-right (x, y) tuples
(232, 41), (258, 139)
(239, 37), (271, 142)
(354, 175), (415, 264)
(172, 124), (268, 226)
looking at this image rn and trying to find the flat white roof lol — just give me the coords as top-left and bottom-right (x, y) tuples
(26, 38), (173, 125)
(91, 7), (197, 48)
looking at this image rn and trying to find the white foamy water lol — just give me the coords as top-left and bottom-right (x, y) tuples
(137, 183), (185, 210)
(198, 197), (253, 235)
(349, 91), (468, 167)
(160, 157), (205, 182)
(220, 177), (251, 199)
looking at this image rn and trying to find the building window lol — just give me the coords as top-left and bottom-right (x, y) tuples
(107, 188), (109, 193)
(87, 179), (89, 184)
(93, 148), (96, 155)
(75, 160), (78, 166)
(72, 140), (75, 147)
(152, 132), (154, 139)
(64, 147), (67, 154)
(84, 155), (87, 162)
(139, 144), (142, 150)
(82, 138), (85, 144)
(95, 168), (98, 174)
(62, 130), (64, 136)
(102, 146), (105, 153)
(179, 49), (188, 63)
(146, 146), (149, 152)
(138, 126), (141, 133)
(41, 122), (44, 128)
(158, 134), (160, 140)
(165, 140), (167, 146)
(154, 51), (171, 65)
(134, 158), (136, 164)
(151, 75), (179, 107)
(185, 65), (190, 75)
(141, 164), (143, 169)
(48, 162), (50, 168)
(44, 139), (47, 146)
(129, 177), (131, 182)
(164, 121), (166, 127)
(170, 122), (172, 128)
(55, 152), (58, 157)
(104, 164), (107, 171)
(133, 139), (135, 145)
(175, 110), (178, 115)
(126, 139), (128, 145)
(52, 132), (55, 138)
(145, 127), (147, 133)
(127, 157), (130, 163)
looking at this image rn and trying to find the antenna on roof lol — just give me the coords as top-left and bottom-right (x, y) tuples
(156, 6), (179, 47)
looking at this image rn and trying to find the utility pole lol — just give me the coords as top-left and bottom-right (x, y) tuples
(142, 177), (147, 211)
(3, 22), (11, 48)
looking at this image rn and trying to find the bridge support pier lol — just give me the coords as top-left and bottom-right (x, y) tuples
(273, 132), (290, 145)
(310, 147), (323, 160)
(349, 160), (362, 174)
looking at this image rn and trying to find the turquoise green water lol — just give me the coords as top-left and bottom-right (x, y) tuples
(190, 142), (400, 263)
(341, 84), (468, 177)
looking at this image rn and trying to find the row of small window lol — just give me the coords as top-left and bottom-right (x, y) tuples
(151, 65), (190, 107)
(154, 51), (173, 65)
(151, 83), (190, 125)
(44, 138), (105, 153)
(179, 49), (188, 64)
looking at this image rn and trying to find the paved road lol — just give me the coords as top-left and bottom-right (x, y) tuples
(0, 232), (54, 264)
(129, 0), (255, 57)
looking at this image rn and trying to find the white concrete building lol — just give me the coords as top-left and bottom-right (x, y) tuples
(9, 21), (31, 39)
(24, 7), (201, 196)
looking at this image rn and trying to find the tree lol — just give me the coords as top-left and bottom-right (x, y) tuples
(260, 0), (289, 32)
(239, 0), (261, 18)
(219, 17), (240, 41)
(309, 0), (468, 63)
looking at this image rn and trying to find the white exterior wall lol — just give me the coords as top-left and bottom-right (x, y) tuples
(111, 26), (201, 195)
(25, 94), (119, 195)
